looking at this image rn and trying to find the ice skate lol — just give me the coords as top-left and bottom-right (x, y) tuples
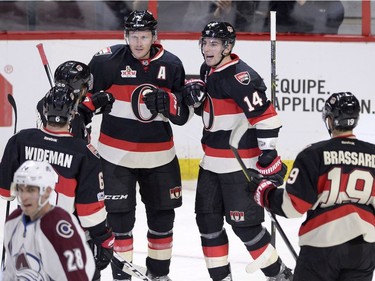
(146, 272), (172, 281)
(266, 263), (293, 281)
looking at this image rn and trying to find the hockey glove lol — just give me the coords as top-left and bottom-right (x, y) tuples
(142, 88), (178, 116)
(256, 150), (287, 187)
(183, 79), (207, 108)
(91, 228), (115, 271)
(81, 91), (115, 114)
(254, 180), (276, 208)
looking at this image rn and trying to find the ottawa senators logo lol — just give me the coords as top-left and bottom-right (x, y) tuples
(234, 71), (251, 85)
(131, 84), (158, 122)
(230, 210), (245, 222)
(169, 186), (182, 199)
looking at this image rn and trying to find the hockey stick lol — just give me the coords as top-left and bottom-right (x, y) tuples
(111, 251), (151, 281)
(36, 43), (54, 87)
(270, 10), (277, 247)
(1, 94), (18, 269)
(229, 119), (298, 261)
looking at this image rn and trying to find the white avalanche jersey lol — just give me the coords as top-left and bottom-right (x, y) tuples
(3, 207), (95, 281)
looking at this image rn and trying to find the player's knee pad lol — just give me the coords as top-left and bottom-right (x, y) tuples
(146, 207), (175, 232)
(196, 213), (224, 233)
(107, 210), (136, 233)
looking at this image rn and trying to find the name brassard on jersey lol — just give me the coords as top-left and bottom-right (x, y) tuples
(25, 146), (73, 168)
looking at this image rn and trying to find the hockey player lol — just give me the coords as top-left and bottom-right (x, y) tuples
(87, 10), (191, 281)
(185, 21), (292, 281)
(0, 84), (114, 281)
(36, 60), (115, 142)
(2, 160), (95, 280)
(253, 92), (375, 281)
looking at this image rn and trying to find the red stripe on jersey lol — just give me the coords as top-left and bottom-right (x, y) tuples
(0, 187), (10, 197)
(203, 145), (261, 158)
(202, 244), (229, 257)
(148, 237), (173, 250)
(55, 177), (77, 197)
(299, 204), (374, 236)
(288, 193), (312, 214)
(107, 84), (137, 102)
(249, 244), (268, 259)
(76, 201), (105, 216)
(99, 133), (174, 152)
(204, 98), (242, 116)
(248, 104), (278, 126)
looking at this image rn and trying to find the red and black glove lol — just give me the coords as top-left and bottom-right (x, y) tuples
(81, 91), (115, 115)
(256, 150), (287, 186)
(183, 79), (206, 108)
(90, 228), (115, 271)
(253, 180), (277, 208)
(142, 88), (178, 116)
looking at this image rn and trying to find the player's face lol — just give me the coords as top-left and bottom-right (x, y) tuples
(16, 184), (43, 219)
(127, 30), (155, 59)
(201, 38), (231, 67)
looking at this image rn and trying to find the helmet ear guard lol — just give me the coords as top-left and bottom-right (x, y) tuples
(322, 92), (360, 133)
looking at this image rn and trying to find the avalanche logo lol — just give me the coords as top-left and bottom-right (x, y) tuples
(230, 210), (245, 222)
(234, 71), (251, 85)
(170, 186), (182, 199)
(56, 220), (75, 238)
(121, 66), (137, 78)
(95, 47), (112, 56)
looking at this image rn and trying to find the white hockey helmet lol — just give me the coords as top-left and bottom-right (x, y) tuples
(10, 160), (58, 197)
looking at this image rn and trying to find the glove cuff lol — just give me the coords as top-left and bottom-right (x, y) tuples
(256, 155), (283, 176)
(254, 180), (276, 208)
(81, 95), (95, 112)
(167, 92), (177, 116)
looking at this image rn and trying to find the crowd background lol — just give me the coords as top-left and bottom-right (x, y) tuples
(0, 1), (370, 35)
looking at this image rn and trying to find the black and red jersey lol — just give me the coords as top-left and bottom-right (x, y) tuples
(198, 54), (282, 173)
(88, 44), (190, 169)
(269, 135), (375, 247)
(0, 127), (106, 230)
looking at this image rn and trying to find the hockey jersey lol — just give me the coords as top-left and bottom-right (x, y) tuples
(269, 136), (375, 247)
(0, 127), (106, 230)
(88, 44), (190, 169)
(198, 54), (282, 173)
(3, 206), (95, 280)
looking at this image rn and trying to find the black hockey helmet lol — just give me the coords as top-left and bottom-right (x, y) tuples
(54, 61), (93, 95)
(322, 92), (360, 132)
(124, 10), (157, 33)
(43, 84), (78, 125)
(201, 21), (236, 45)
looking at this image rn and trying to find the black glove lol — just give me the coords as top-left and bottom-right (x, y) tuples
(142, 88), (178, 116)
(90, 228), (115, 271)
(183, 79), (206, 108)
(81, 91), (115, 115)
(256, 150), (287, 187)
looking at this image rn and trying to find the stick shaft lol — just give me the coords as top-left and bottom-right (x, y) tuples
(270, 10), (277, 247)
(1, 94), (18, 269)
(36, 43), (54, 87)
